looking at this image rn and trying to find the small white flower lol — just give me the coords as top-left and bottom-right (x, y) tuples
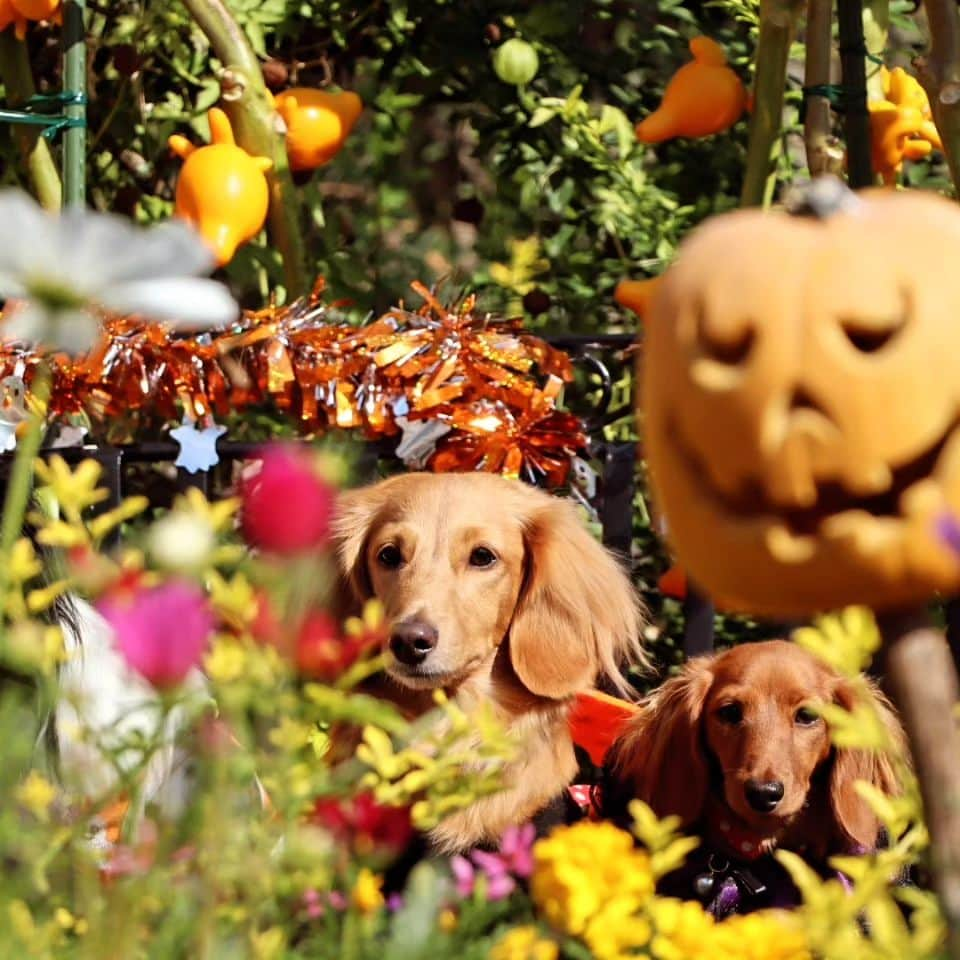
(0, 190), (239, 355)
(147, 511), (216, 572)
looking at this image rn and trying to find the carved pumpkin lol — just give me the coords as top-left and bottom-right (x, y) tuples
(168, 108), (272, 267)
(642, 180), (960, 618)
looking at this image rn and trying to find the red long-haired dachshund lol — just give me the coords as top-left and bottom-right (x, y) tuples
(603, 640), (905, 912)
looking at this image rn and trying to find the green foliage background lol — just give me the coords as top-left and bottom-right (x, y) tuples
(0, 0), (943, 668)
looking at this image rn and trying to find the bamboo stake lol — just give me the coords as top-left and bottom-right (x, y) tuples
(915, 0), (960, 197)
(62, 0), (85, 207)
(803, 0), (844, 177)
(741, 0), (805, 206)
(0, 31), (62, 210)
(879, 610), (960, 959)
(179, 0), (310, 298)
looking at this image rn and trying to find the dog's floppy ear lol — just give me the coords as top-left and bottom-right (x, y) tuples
(829, 677), (906, 850)
(507, 492), (647, 699)
(328, 481), (392, 619)
(602, 657), (714, 827)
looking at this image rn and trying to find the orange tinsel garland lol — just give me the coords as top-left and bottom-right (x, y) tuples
(0, 280), (587, 486)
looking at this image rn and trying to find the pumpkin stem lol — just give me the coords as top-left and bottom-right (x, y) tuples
(783, 174), (862, 217)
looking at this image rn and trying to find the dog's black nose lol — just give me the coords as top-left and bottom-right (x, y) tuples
(389, 620), (438, 666)
(745, 779), (785, 813)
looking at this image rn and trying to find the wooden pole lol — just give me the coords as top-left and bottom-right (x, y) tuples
(879, 609), (960, 959)
(803, 0), (844, 177)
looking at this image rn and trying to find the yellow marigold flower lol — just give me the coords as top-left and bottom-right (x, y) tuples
(648, 897), (715, 960)
(584, 898), (651, 959)
(531, 821), (654, 939)
(712, 910), (810, 960)
(489, 925), (558, 960)
(15, 770), (56, 821)
(351, 868), (384, 914)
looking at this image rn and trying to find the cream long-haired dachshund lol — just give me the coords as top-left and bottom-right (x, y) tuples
(331, 471), (647, 853)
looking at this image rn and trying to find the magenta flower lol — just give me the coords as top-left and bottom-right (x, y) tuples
(99, 580), (213, 688)
(241, 445), (335, 554)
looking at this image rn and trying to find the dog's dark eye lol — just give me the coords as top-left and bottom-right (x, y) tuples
(716, 702), (743, 725)
(376, 544), (403, 569)
(795, 706), (820, 726)
(469, 546), (497, 568)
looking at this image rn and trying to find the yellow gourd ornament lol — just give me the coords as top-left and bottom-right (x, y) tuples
(168, 108), (273, 267)
(273, 88), (362, 171)
(636, 36), (746, 143)
(868, 67), (942, 185)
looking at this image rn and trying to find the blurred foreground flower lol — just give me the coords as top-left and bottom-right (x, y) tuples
(489, 925), (558, 960)
(451, 823), (534, 900)
(310, 791), (413, 856)
(98, 579), (214, 688)
(531, 821), (654, 958)
(241, 445), (335, 554)
(0, 189), (238, 354)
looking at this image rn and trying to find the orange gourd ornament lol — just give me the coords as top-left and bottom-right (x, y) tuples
(0, 0), (27, 38)
(273, 88), (362, 171)
(168, 108), (272, 267)
(636, 36), (746, 143)
(10, 0), (60, 21)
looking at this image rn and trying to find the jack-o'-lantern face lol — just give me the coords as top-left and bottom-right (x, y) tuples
(643, 185), (960, 617)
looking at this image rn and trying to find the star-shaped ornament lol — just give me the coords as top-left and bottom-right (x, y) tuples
(170, 416), (227, 473)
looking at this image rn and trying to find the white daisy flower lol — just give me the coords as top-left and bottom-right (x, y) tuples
(0, 189), (239, 355)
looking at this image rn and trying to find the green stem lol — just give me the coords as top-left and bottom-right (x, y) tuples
(62, 0), (86, 207)
(0, 365), (51, 619)
(740, 0), (804, 207)
(0, 30), (62, 210)
(917, 0), (960, 197)
(179, 0), (310, 298)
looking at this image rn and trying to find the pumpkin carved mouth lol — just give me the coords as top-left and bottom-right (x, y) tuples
(669, 416), (956, 536)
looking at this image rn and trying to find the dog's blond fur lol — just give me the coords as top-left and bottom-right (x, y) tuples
(331, 472), (646, 852)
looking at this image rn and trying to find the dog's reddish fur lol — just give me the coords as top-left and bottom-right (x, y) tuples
(605, 640), (904, 859)
(331, 472), (646, 852)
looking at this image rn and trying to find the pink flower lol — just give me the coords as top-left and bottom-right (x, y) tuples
(241, 446), (335, 554)
(499, 823), (535, 877)
(449, 823), (535, 901)
(99, 580), (213, 688)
